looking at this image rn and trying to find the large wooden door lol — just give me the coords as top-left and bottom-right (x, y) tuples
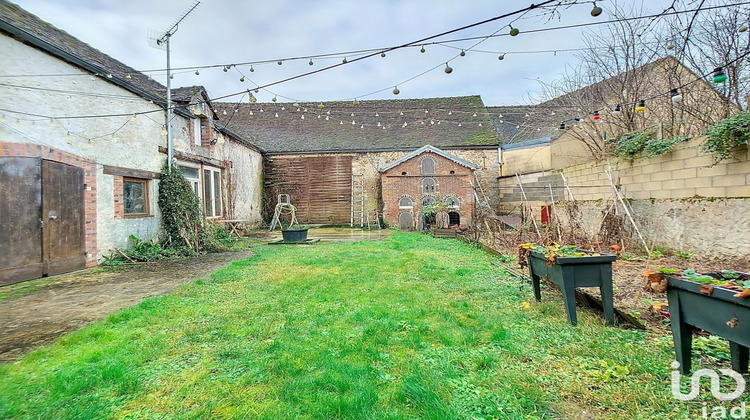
(0, 157), (43, 285)
(0, 158), (85, 286)
(42, 160), (85, 277)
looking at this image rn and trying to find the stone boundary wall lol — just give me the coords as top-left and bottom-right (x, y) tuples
(496, 138), (750, 259)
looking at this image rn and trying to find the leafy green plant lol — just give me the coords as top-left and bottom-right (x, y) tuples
(656, 268), (680, 274)
(703, 112), (750, 162)
(643, 136), (690, 158)
(586, 359), (630, 383)
(674, 250), (693, 261)
(158, 162), (206, 252)
(612, 128), (656, 160)
(682, 269), (715, 284)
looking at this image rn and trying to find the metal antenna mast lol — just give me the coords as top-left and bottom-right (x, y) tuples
(148, 1), (200, 168)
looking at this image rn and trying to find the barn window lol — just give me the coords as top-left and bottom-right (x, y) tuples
(398, 196), (414, 209)
(123, 178), (149, 216)
(421, 177), (436, 194)
(421, 195), (436, 206)
(445, 196), (460, 209)
(421, 157), (436, 175)
(203, 167), (222, 218)
(448, 211), (461, 225)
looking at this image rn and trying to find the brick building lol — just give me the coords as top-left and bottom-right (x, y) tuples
(379, 145), (478, 230)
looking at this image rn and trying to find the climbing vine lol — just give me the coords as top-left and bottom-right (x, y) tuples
(703, 112), (750, 162)
(611, 128), (689, 160)
(158, 162), (206, 252)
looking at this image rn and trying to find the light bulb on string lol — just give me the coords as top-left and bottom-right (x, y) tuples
(301, 114), (305, 119)
(309, 59), (314, 66)
(223, 66), (229, 72)
(713, 67), (727, 83)
(195, 70), (200, 75)
(612, 104), (622, 115)
(671, 88), (682, 102)
(248, 91), (257, 103)
(393, 86), (400, 95)
(444, 63), (453, 74)
(509, 25), (519, 36)
(460, 50), (466, 57)
(591, 2), (602, 17)
(592, 111), (601, 121)
(249, 66), (254, 72)
(240, 76), (245, 82)
(318, 103), (325, 109)
(277, 61), (282, 65)
(381, 52), (386, 57)
(169, 74), (174, 79)
(353, 99), (360, 106)
(420, 45), (426, 53)
(559, 122), (566, 130)
(498, 54), (505, 61)
(342, 57), (348, 63)
(350, 113), (355, 117)
(272, 96), (278, 102)
(275, 113), (278, 118)
(126, 74), (132, 79)
(635, 100), (646, 112)
(740, 25), (748, 33)
(400, 111), (404, 116)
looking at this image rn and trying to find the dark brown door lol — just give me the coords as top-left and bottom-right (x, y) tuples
(42, 160), (85, 277)
(0, 158), (85, 286)
(0, 157), (43, 285)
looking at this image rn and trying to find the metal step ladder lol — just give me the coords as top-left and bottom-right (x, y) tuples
(366, 210), (381, 230)
(351, 174), (364, 227)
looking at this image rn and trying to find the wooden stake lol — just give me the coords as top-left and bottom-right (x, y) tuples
(548, 184), (562, 242)
(605, 169), (650, 255)
(515, 174), (541, 241)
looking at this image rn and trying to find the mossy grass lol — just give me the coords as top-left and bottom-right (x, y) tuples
(0, 232), (721, 418)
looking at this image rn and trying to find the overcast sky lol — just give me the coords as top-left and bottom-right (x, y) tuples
(11, 0), (715, 106)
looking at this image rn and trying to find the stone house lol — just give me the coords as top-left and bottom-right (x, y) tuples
(0, 2), (263, 285)
(214, 96), (502, 228)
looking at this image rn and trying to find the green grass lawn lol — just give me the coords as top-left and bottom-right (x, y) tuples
(0, 232), (726, 418)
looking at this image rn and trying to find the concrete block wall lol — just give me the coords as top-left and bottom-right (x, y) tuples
(561, 138), (750, 201)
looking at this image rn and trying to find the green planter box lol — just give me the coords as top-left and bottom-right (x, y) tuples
(527, 250), (616, 326)
(281, 228), (309, 243)
(667, 275), (750, 375)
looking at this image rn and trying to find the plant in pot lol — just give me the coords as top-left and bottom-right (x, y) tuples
(422, 194), (452, 236)
(518, 243), (617, 326)
(660, 268), (750, 374)
(279, 215), (309, 243)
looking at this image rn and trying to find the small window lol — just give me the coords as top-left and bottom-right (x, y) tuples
(445, 196), (460, 209)
(421, 195), (436, 206)
(421, 157), (436, 175)
(421, 177), (436, 194)
(203, 167), (222, 218)
(179, 165), (201, 198)
(123, 178), (149, 216)
(193, 118), (201, 147)
(398, 196), (414, 209)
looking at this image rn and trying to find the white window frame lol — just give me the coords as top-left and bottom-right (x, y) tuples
(193, 118), (201, 147)
(203, 166), (222, 218)
(398, 196), (414, 210)
(177, 162), (201, 199)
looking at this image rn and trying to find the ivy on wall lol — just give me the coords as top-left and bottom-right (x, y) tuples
(703, 112), (750, 162)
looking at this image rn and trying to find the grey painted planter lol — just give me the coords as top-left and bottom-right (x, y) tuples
(667, 276), (750, 375)
(527, 250), (616, 326)
(281, 228), (309, 243)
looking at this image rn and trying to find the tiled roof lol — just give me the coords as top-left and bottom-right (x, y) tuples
(0, 1), (167, 103)
(378, 145), (480, 172)
(172, 86), (205, 103)
(486, 105), (560, 145)
(214, 95), (500, 153)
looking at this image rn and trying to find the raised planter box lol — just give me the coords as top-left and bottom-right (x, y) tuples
(433, 228), (457, 238)
(281, 228), (309, 243)
(667, 275), (750, 374)
(527, 250), (616, 326)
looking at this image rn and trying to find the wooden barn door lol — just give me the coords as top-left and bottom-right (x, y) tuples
(42, 160), (85, 277)
(0, 157), (43, 285)
(0, 158), (85, 286)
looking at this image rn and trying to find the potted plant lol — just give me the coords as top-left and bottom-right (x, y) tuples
(422, 194), (453, 237)
(280, 217), (309, 243)
(518, 243), (617, 326)
(664, 269), (750, 374)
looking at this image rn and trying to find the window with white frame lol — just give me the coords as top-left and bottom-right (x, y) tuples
(193, 118), (201, 147)
(203, 167), (222, 217)
(445, 196), (460, 209)
(178, 164), (201, 198)
(398, 196), (414, 209)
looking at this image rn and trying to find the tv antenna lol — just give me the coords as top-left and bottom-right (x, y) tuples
(147, 1), (200, 168)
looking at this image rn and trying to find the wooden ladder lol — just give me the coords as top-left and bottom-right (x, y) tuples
(351, 174), (365, 227)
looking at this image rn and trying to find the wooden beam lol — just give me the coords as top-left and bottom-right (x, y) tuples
(157, 146), (226, 168)
(102, 165), (160, 179)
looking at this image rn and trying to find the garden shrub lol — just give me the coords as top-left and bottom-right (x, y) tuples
(158, 162), (205, 252)
(703, 112), (750, 162)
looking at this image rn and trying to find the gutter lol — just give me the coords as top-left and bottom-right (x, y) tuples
(264, 144), (500, 155)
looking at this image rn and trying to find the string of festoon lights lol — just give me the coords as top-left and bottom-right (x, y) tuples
(555, 48), (750, 131)
(1, 0), (747, 136)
